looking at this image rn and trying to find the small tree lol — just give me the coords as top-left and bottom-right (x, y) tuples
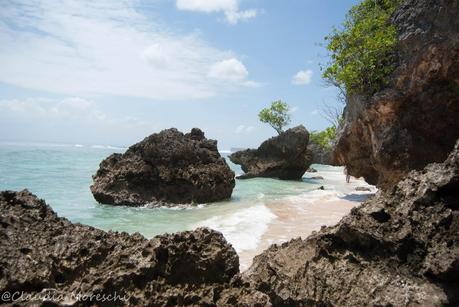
(258, 100), (291, 134)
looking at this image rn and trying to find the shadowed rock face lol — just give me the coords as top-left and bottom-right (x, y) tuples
(90, 128), (235, 207)
(0, 190), (270, 306)
(334, 0), (459, 189)
(229, 125), (312, 180)
(308, 142), (332, 165)
(243, 139), (459, 306)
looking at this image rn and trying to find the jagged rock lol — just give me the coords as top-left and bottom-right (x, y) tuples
(308, 142), (332, 165)
(0, 190), (270, 306)
(229, 126), (312, 180)
(243, 139), (459, 306)
(334, 0), (459, 189)
(90, 128), (235, 207)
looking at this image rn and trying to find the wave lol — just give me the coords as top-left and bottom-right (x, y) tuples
(90, 144), (126, 150)
(192, 203), (276, 253)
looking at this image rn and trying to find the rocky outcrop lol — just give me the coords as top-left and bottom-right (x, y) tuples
(229, 125), (312, 180)
(308, 142), (332, 165)
(334, 0), (459, 189)
(90, 128), (235, 207)
(0, 190), (269, 306)
(243, 139), (459, 306)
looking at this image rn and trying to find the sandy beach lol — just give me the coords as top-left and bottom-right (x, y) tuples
(238, 183), (375, 271)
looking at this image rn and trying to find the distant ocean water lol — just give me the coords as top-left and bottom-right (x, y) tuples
(0, 142), (374, 255)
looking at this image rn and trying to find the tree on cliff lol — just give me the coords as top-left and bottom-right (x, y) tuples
(258, 100), (291, 134)
(322, 0), (401, 95)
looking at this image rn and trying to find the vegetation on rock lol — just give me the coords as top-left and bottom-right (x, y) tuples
(258, 100), (291, 134)
(309, 125), (337, 149)
(322, 0), (401, 95)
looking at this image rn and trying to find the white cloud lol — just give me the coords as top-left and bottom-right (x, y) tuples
(0, 97), (145, 127)
(292, 69), (313, 85)
(311, 109), (319, 115)
(225, 9), (257, 24)
(208, 58), (260, 87)
(235, 124), (255, 134)
(0, 0), (258, 100)
(176, 0), (237, 12)
(209, 58), (248, 82)
(176, 0), (257, 24)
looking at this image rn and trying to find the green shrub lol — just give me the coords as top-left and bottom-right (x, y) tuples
(310, 126), (337, 149)
(322, 0), (401, 96)
(259, 100), (291, 134)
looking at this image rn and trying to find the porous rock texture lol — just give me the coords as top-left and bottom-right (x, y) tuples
(0, 190), (270, 306)
(229, 125), (312, 180)
(308, 142), (332, 165)
(90, 128), (235, 207)
(334, 0), (459, 189)
(243, 139), (459, 306)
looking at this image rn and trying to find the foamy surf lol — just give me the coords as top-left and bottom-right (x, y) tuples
(192, 203), (276, 253)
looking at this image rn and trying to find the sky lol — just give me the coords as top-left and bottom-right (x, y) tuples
(0, 0), (359, 149)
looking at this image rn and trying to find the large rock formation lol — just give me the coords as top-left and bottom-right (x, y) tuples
(0, 190), (270, 306)
(229, 125), (312, 180)
(334, 0), (459, 189)
(90, 128), (235, 207)
(308, 142), (332, 165)
(243, 139), (459, 306)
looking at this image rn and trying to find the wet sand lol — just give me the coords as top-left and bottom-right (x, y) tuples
(238, 191), (373, 271)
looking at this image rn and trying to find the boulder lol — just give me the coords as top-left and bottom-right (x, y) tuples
(229, 125), (312, 180)
(0, 190), (270, 306)
(90, 128), (235, 207)
(334, 0), (459, 189)
(308, 142), (332, 165)
(243, 139), (459, 306)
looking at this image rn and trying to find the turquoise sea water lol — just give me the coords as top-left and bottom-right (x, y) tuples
(0, 142), (373, 254)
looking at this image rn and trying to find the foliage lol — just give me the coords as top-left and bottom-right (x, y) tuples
(310, 126), (338, 150)
(322, 0), (401, 96)
(258, 100), (291, 134)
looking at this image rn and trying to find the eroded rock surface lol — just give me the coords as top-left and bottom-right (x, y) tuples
(0, 190), (269, 306)
(308, 142), (332, 165)
(334, 0), (459, 189)
(229, 125), (312, 180)
(244, 139), (459, 306)
(90, 128), (235, 206)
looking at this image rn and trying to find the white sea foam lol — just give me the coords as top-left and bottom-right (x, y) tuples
(192, 204), (276, 253)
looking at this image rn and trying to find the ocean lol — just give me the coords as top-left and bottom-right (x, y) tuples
(0, 142), (374, 266)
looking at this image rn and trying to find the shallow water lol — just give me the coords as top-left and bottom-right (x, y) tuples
(0, 142), (375, 256)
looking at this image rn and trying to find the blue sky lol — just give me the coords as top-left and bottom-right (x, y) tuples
(0, 0), (359, 149)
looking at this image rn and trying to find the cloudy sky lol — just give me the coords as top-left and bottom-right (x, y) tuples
(0, 0), (358, 149)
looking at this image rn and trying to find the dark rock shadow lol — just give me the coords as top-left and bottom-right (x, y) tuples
(340, 193), (374, 202)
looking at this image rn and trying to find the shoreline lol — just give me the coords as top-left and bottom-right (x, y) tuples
(238, 183), (375, 271)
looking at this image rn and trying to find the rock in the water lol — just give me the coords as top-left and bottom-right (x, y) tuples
(0, 190), (270, 306)
(355, 186), (372, 192)
(243, 139), (459, 306)
(307, 167), (317, 173)
(90, 128), (235, 206)
(308, 142), (332, 165)
(334, 0), (459, 189)
(229, 125), (312, 180)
